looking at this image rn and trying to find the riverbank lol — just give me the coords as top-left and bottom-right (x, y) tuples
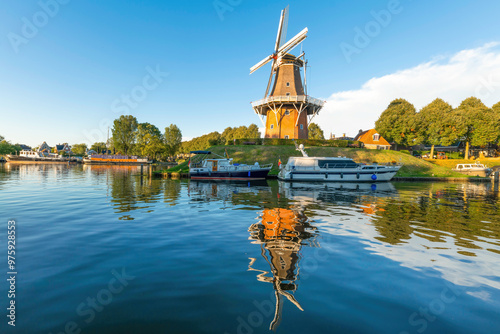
(428, 158), (500, 169)
(156, 145), (474, 179)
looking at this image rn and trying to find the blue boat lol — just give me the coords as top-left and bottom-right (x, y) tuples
(189, 151), (272, 181)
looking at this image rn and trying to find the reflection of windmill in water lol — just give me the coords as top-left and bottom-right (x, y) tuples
(250, 6), (325, 139)
(248, 207), (318, 331)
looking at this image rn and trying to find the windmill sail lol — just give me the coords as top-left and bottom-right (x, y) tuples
(278, 5), (289, 49)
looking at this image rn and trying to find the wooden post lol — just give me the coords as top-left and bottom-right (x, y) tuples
(494, 171), (499, 193)
(149, 164), (152, 178)
(141, 164), (144, 175)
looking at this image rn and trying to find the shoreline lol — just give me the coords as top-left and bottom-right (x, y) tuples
(392, 176), (491, 182)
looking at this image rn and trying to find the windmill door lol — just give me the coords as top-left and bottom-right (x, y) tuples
(212, 161), (218, 172)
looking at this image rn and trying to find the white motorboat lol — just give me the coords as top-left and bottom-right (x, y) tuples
(278, 144), (402, 182)
(452, 162), (491, 177)
(5, 150), (79, 164)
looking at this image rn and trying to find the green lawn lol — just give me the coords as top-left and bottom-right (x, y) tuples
(159, 145), (472, 178)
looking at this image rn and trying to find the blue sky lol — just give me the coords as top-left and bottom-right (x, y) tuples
(1, 0), (500, 146)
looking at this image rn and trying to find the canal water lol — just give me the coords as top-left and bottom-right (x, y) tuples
(0, 164), (499, 334)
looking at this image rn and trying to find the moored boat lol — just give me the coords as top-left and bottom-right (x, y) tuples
(278, 144), (402, 182)
(452, 162), (491, 177)
(5, 150), (80, 164)
(189, 151), (272, 180)
(83, 154), (152, 165)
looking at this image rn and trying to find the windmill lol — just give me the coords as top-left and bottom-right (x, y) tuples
(250, 6), (325, 139)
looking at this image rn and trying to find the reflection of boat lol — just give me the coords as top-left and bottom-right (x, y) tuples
(83, 154), (151, 165)
(278, 144), (401, 182)
(279, 181), (397, 208)
(6, 150), (80, 164)
(452, 162), (491, 177)
(189, 151), (272, 180)
(188, 180), (270, 201)
(280, 181), (397, 193)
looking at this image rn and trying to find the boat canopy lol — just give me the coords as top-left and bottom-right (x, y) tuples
(190, 151), (211, 155)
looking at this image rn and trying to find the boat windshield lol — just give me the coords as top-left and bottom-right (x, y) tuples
(318, 159), (358, 168)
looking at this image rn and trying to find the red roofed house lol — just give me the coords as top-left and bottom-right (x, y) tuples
(354, 129), (391, 150)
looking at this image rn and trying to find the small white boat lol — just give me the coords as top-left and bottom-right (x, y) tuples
(278, 144), (402, 182)
(452, 162), (491, 177)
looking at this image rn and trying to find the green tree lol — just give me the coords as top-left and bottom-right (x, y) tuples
(222, 127), (234, 143)
(0, 141), (12, 155)
(308, 123), (325, 140)
(375, 99), (417, 146)
(180, 131), (223, 153)
(72, 143), (88, 156)
(164, 124), (182, 157)
(221, 124), (261, 144)
(112, 115), (138, 155)
(415, 98), (454, 159)
(90, 142), (107, 153)
(493, 101), (500, 114)
(0, 140), (21, 156)
(452, 97), (498, 159)
(135, 123), (163, 159)
(245, 124), (261, 138)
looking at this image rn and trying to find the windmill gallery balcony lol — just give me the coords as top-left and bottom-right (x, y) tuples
(251, 95), (326, 116)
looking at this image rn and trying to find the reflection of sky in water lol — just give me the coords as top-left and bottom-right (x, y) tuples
(280, 182), (500, 295)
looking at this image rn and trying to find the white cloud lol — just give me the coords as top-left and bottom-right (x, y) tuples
(316, 42), (500, 138)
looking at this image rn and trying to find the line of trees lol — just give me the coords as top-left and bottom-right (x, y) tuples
(97, 116), (262, 159)
(107, 115), (182, 160)
(180, 124), (261, 153)
(375, 97), (500, 159)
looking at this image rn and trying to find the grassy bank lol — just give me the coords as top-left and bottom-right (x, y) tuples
(428, 158), (500, 170)
(159, 145), (473, 178)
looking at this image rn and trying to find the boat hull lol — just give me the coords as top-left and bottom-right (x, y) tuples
(83, 160), (151, 165)
(452, 169), (490, 177)
(5, 155), (79, 164)
(278, 168), (400, 182)
(190, 168), (271, 181)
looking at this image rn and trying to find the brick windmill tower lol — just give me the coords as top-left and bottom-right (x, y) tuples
(250, 6), (325, 139)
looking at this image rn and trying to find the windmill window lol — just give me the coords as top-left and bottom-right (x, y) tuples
(373, 134), (380, 141)
(284, 135), (289, 139)
(285, 110), (290, 115)
(300, 124), (304, 130)
(286, 82), (290, 87)
(286, 93), (291, 96)
(270, 124), (274, 129)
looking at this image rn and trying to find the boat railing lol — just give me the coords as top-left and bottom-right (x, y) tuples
(289, 164), (356, 170)
(323, 163), (359, 169)
(190, 162), (203, 168)
(288, 163), (402, 171)
(217, 163), (273, 171)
